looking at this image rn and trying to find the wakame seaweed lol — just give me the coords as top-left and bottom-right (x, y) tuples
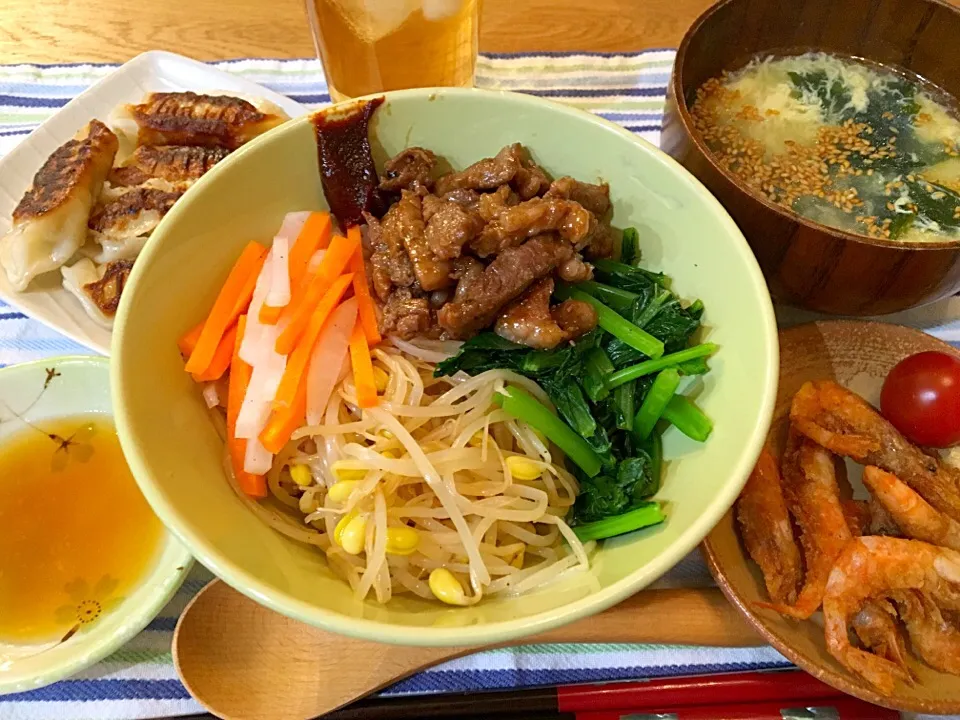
(436, 228), (712, 529)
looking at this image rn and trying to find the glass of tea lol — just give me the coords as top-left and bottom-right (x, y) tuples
(306, 0), (481, 102)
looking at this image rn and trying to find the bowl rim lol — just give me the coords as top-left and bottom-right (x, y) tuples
(113, 86), (780, 647)
(670, 0), (960, 252)
(0, 355), (193, 696)
(703, 319), (960, 715)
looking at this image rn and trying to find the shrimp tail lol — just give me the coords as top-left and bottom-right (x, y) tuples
(852, 599), (914, 683)
(824, 596), (913, 693)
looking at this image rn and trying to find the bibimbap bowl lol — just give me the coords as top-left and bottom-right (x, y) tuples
(112, 88), (778, 646)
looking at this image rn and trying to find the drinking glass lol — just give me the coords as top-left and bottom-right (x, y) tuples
(306, 0), (481, 102)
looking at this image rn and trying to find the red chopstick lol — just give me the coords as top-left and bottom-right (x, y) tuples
(325, 669), (881, 719)
(576, 697), (900, 719)
(557, 669), (839, 711)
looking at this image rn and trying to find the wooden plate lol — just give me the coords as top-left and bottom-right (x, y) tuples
(703, 320), (960, 714)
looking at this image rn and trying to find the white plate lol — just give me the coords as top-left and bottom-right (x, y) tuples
(0, 51), (309, 355)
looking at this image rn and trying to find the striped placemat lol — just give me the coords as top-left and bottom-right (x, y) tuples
(0, 51), (949, 720)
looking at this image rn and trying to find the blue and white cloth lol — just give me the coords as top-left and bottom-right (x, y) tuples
(0, 51), (953, 720)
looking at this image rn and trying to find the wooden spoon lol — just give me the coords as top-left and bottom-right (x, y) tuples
(174, 579), (760, 720)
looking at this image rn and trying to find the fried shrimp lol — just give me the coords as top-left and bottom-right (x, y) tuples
(863, 466), (960, 551)
(759, 430), (851, 619)
(791, 380), (960, 522)
(851, 599), (912, 679)
(895, 590), (960, 675)
(736, 447), (802, 604)
(824, 537), (960, 692)
(842, 499), (871, 537)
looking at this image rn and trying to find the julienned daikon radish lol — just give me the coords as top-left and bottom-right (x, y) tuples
(227, 317), (267, 497)
(305, 298), (358, 424)
(308, 249), (326, 272)
(202, 383), (220, 408)
(260, 212), (331, 324)
(244, 434), (275, 475)
(235, 246), (287, 441)
(277, 211), (312, 242)
(238, 246), (275, 365)
(275, 231), (360, 355)
(263, 211), (311, 310)
(271, 274), (354, 413)
(265, 234), (291, 308)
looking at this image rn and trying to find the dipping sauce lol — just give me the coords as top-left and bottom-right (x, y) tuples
(690, 52), (960, 242)
(0, 415), (162, 644)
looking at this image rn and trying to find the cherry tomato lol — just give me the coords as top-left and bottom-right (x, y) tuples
(880, 351), (960, 448)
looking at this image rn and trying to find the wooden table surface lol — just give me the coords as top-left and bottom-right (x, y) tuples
(0, 0), (714, 64)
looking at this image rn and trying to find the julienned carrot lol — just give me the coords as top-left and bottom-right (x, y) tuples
(178, 320), (204, 359)
(272, 273), (354, 412)
(348, 236), (381, 346)
(275, 231), (360, 355)
(185, 241), (268, 376)
(260, 212), (332, 324)
(193, 323), (238, 383)
(349, 319), (378, 409)
(260, 378), (307, 454)
(226, 316), (266, 498)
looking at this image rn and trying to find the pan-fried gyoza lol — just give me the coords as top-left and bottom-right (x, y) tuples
(0, 91), (289, 327)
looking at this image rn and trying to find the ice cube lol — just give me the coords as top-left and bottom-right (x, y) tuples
(325, 0), (420, 42)
(421, 0), (464, 21)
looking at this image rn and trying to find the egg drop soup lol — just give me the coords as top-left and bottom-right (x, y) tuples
(691, 52), (960, 242)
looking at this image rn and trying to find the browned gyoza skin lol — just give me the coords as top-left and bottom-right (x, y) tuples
(13, 120), (118, 224)
(791, 380), (960, 522)
(83, 259), (134, 316)
(129, 92), (285, 149)
(109, 145), (229, 187)
(88, 187), (183, 237)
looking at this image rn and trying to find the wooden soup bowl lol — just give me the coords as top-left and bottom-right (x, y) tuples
(662, 0), (960, 316)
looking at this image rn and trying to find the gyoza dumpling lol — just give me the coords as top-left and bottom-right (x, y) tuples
(61, 257), (133, 328)
(113, 91), (287, 150)
(108, 145), (230, 188)
(0, 120), (118, 291)
(84, 183), (182, 263)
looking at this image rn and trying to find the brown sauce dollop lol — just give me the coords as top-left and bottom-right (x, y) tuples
(311, 97), (389, 227)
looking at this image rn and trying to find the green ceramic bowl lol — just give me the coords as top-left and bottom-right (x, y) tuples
(112, 88), (778, 646)
(0, 356), (191, 695)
